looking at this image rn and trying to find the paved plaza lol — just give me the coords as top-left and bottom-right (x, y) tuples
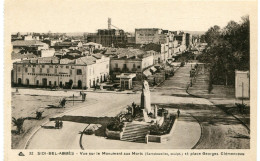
(13, 64), (249, 149)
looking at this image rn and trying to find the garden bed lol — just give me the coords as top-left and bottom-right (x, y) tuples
(146, 115), (177, 143)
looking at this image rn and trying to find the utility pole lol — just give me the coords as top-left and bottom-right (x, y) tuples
(73, 94), (74, 106)
(242, 82), (244, 104)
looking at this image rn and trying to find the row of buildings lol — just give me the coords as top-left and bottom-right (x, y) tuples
(11, 28), (195, 89)
(12, 47), (158, 89)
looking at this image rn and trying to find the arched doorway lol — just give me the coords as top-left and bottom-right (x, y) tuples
(42, 78), (47, 87)
(59, 81), (63, 88)
(93, 79), (95, 87)
(69, 80), (73, 89)
(26, 79), (29, 86)
(78, 80), (82, 89)
(18, 78), (22, 85)
(89, 80), (92, 88)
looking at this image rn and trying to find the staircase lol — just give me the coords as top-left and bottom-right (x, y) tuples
(121, 122), (150, 143)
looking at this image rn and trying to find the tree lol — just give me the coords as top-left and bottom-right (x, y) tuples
(198, 15), (250, 86)
(204, 25), (221, 46)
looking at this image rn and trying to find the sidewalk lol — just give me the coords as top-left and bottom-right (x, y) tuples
(187, 64), (250, 131)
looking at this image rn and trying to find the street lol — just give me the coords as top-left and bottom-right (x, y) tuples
(22, 64), (249, 149)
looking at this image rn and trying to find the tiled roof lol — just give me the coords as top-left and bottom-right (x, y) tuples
(76, 56), (97, 65)
(104, 48), (149, 59)
(14, 54), (102, 66)
(92, 53), (104, 59)
(12, 40), (47, 46)
(11, 52), (38, 60)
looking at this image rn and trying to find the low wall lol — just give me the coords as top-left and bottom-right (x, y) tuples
(146, 118), (178, 143)
(105, 128), (122, 140)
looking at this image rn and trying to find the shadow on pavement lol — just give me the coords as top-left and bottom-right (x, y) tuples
(41, 125), (56, 129)
(52, 115), (113, 137)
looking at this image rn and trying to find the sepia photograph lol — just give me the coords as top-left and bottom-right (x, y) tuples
(3, 0), (258, 160)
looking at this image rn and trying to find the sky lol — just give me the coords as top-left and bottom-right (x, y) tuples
(5, 0), (255, 33)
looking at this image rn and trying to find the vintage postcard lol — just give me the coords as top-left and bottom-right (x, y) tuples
(4, 0), (258, 160)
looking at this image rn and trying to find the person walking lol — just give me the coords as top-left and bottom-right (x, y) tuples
(59, 121), (63, 128)
(177, 109), (180, 118)
(55, 120), (59, 129)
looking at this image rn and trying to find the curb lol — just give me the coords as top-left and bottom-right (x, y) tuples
(189, 113), (203, 149)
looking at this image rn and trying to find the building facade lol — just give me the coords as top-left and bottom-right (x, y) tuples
(12, 56), (110, 89)
(135, 28), (163, 44)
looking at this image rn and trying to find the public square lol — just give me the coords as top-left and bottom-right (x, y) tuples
(11, 63), (250, 149)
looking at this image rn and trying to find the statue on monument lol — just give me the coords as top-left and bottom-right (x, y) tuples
(141, 80), (152, 114)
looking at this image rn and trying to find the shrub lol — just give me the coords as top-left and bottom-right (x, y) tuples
(235, 103), (249, 114)
(149, 115), (176, 135)
(107, 117), (124, 132)
(84, 128), (94, 135)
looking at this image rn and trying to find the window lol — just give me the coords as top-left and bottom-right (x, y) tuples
(115, 63), (118, 68)
(70, 70), (72, 75)
(32, 68), (35, 73)
(77, 69), (82, 75)
(60, 65), (63, 68)
(49, 81), (52, 86)
(137, 66), (141, 69)
(49, 65), (53, 68)
(42, 65), (45, 68)
(66, 66), (69, 69)
(25, 68), (28, 72)
(40, 68), (42, 73)
(133, 64), (136, 68)
(55, 69), (57, 74)
(47, 69), (50, 73)
(123, 64), (127, 69)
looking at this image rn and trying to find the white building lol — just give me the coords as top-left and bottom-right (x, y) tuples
(13, 55), (110, 89)
(235, 70), (250, 99)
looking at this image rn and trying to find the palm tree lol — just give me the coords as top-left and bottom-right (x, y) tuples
(12, 117), (26, 134)
(60, 98), (67, 108)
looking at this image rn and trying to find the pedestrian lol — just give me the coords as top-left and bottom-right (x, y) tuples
(55, 120), (59, 129)
(177, 109), (180, 118)
(59, 121), (63, 128)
